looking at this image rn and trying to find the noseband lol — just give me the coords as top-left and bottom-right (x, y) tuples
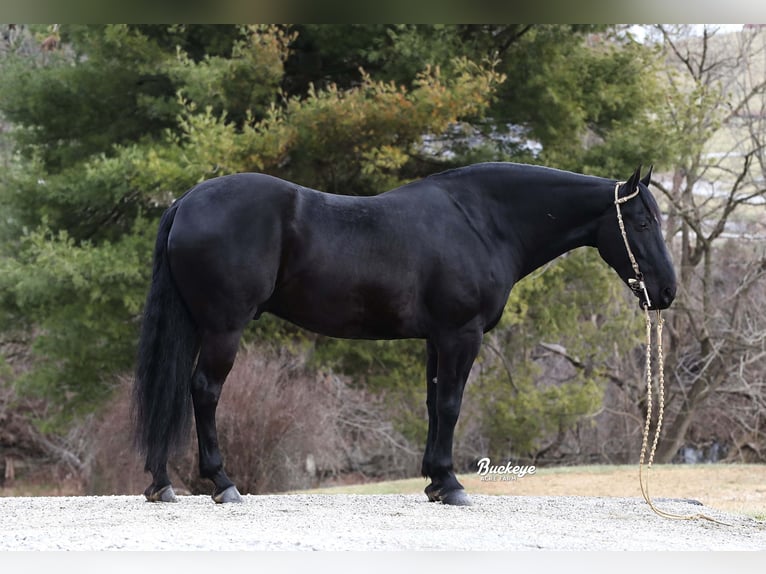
(614, 181), (652, 308)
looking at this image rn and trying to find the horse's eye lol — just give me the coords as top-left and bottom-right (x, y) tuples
(635, 218), (651, 231)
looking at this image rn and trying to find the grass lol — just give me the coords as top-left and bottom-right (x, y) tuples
(295, 464), (766, 520)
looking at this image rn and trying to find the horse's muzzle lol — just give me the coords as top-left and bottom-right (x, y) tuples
(638, 285), (675, 310)
(629, 277), (675, 310)
(655, 285), (676, 310)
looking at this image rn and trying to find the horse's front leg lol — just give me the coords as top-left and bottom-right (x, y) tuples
(421, 339), (439, 497)
(422, 326), (482, 506)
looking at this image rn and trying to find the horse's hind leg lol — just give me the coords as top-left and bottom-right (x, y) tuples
(191, 329), (244, 503)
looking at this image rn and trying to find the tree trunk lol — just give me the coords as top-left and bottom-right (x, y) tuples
(654, 376), (708, 462)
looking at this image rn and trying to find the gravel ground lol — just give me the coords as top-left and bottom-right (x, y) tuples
(1, 494), (764, 551)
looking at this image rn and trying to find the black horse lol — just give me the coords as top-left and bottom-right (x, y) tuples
(133, 162), (676, 505)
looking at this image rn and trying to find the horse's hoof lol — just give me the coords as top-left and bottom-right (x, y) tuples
(425, 483), (471, 506)
(145, 484), (178, 503)
(213, 485), (243, 504)
(425, 483), (441, 502)
(440, 489), (472, 506)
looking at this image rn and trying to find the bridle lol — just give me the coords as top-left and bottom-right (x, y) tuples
(613, 181), (651, 308)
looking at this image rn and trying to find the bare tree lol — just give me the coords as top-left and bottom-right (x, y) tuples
(649, 25), (766, 462)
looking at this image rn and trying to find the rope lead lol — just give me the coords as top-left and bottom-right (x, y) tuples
(637, 308), (731, 526)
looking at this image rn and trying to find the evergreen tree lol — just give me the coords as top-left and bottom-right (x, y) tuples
(1, 23), (664, 460)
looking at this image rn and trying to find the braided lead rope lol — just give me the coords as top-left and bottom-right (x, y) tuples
(613, 180), (729, 525)
(637, 309), (730, 526)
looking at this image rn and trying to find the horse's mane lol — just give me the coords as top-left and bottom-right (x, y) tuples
(429, 162), (664, 223)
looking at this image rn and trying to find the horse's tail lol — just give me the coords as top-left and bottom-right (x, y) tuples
(132, 202), (199, 474)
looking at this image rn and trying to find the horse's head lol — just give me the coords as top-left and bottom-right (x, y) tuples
(596, 165), (677, 310)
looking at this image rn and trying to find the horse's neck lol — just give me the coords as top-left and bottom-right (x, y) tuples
(473, 168), (614, 280)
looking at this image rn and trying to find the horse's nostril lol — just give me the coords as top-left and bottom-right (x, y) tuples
(662, 286), (675, 305)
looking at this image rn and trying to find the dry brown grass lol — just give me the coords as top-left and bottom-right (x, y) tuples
(34, 344), (417, 497)
(464, 464), (766, 518)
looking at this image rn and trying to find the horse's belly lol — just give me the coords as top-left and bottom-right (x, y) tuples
(264, 279), (422, 340)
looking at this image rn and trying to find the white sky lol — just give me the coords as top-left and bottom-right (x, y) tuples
(628, 24), (745, 42)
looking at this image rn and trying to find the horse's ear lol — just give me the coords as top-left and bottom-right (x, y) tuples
(624, 164), (642, 195)
(640, 165), (653, 187)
